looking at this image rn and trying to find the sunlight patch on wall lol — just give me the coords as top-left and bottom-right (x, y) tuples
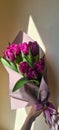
(27, 15), (46, 53)
(14, 108), (27, 130)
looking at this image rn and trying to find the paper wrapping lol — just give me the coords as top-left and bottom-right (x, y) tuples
(4, 31), (48, 109)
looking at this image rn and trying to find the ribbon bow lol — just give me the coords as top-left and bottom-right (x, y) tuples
(35, 102), (59, 129)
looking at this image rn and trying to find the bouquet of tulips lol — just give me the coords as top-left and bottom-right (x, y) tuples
(1, 31), (59, 129)
(1, 31), (48, 110)
(0, 31), (49, 109)
(1, 41), (45, 94)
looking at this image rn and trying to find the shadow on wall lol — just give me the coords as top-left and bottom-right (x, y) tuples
(18, 0), (58, 107)
(46, 58), (57, 107)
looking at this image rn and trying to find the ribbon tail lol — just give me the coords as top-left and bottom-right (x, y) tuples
(47, 102), (57, 115)
(44, 109), (52, 128)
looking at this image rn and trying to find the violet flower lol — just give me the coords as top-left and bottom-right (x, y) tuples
(20, 42), (28, 55)
(28, 41), (39, 56)
(34, 62), (43, 73)
(19, 61), (29, 74)
(39, 58), (45, 69)
(34, 58), (45, 73)
(26, 68), (38, 80)
(9, 43), (21, 55)
(3, 48), (15, 61)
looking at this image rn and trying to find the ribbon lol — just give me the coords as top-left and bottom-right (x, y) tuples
(34, 76), (59, 129)
(34, 102), (59, 129)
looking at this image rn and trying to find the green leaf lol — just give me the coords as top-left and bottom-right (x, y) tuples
(34, 55), (39, 62)
(12, 77), (29, 92)
(1, 58), (12, 68)
(1, 58), (18, 72)
(21, 52), (32, 67)
(29, 50), (34, 65)
(24, 55), (32, 67)
(10, 62), (18, 72)
(21, 52), (27, 62)
(16, 53), (22, 64)
(30, 79), (39, 86)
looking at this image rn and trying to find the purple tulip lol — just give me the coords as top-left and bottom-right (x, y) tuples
(39, 58), (45, 69)
(28, 41), (39, 56)
(26, 68), (38, 80)
(19, 61), (29, 74)
(3, 48), (15, 61)
(20, 42), (28, 55)
(34, 58), (45, 73)
(34, 62), (43, 73)
(10, 43), (20, 55)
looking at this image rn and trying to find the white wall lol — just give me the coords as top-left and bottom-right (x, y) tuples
(0, 0), (59, 130)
